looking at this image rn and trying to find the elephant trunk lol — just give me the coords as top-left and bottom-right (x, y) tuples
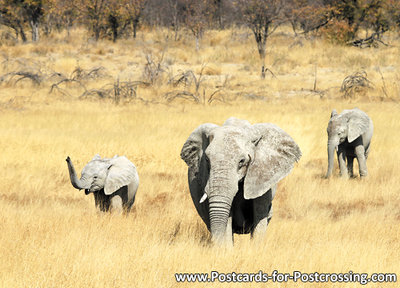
(326, 141), (337, 178)
(66, 157), (90, 190)
(207, 171), (235, 245)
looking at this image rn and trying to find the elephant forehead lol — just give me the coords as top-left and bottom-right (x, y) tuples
(328, 118), (346, 130)
(207, 127), (248, 158)
(82, 160), (107, 174)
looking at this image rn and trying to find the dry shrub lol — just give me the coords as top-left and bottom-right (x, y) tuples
(320, 19), (355, 44)
(340, 71), (373, 99)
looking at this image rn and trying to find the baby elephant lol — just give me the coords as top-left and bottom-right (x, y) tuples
(66, 155), (139, 212)
(326, 108), (373, 178)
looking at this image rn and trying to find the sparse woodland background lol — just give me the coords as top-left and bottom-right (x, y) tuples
(2, 0), (400, 44)
(0, 0), (400, 287)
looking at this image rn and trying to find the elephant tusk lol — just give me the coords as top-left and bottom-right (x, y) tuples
(199, 193), (208, 203)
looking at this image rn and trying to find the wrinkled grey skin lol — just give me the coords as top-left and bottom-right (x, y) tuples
(326, 108), (373, 178)
(181, 117), (301, 246)
(66, 155), (139, 212)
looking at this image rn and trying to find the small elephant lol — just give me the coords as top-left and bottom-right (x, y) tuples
(181, 117), (301, 246)
(326, 108), (373, 178)
(66, 155), (139, 212)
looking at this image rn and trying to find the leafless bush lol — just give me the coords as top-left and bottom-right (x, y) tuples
(80, 79), (151, 104)
(168, 70), (194, 87)
(0, 71), (44, 85)
(49, 66), (109, 97)
(0, 57), (48, 85)
(340, 71), (373, 99)
(165, 65), (228, 104)
(142, 53), (166, 85)
(70, 65), (108, 81)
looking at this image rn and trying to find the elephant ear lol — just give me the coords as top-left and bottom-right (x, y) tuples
(244, 123), (302, 200)
(92, 154), (101, 161)
(180, 123), (218, 172)
(104, 156), (137, 195)
(346, 108), (370, 143)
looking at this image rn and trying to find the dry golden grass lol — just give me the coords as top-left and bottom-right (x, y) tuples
(0, 27), (399, 287)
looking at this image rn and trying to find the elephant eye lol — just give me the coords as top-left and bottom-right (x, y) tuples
(238, 158), (246, 168)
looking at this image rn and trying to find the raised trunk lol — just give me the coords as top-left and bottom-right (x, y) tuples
(326, 142), (337, 178)
(66, 157), (90, 190)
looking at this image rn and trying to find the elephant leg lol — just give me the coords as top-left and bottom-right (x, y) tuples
(126, 182), (138, 211)
(125, 194), (136, 212)
(110, 195), (123, 214)
(355, 145), (368, 177)
(347, 156), (354, 178)
(251, 205), (273, 239)
(94, 191), (109, 212)
(365, 143), (370, 159)
(337, 148), (348, 178)
(251, 189), (273, 239)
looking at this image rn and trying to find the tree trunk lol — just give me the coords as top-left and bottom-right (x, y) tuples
(95, 28), (100, 41)
(30, 20), (39, 42)
(109, 15), (118, 43)
(215, 0), (223, 29)
(132, 18), (139, 39)
(260, 53), (266, 79)
(18, 22), (27, 42)
(93, 21), (100, 41)
(195, 35), (200, 51)
(254, 31), (267, 79)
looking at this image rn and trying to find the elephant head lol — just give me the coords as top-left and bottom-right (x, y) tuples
(66, 154), (136, 196)
(181, 118), (301, 244)
(326, 108), (370, 177)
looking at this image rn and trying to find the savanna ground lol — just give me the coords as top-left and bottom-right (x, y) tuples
(0, 27), (399, 287)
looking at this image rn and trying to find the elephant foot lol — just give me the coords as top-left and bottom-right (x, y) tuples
(359, 170), (368, 178)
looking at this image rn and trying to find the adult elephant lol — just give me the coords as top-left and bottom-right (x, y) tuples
(326, 108), (373, 178)
(66, 155), (139, 212)
(180, 117), (301, 246)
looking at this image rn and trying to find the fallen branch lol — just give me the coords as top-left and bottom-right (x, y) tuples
(347, 32), (388, 48)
